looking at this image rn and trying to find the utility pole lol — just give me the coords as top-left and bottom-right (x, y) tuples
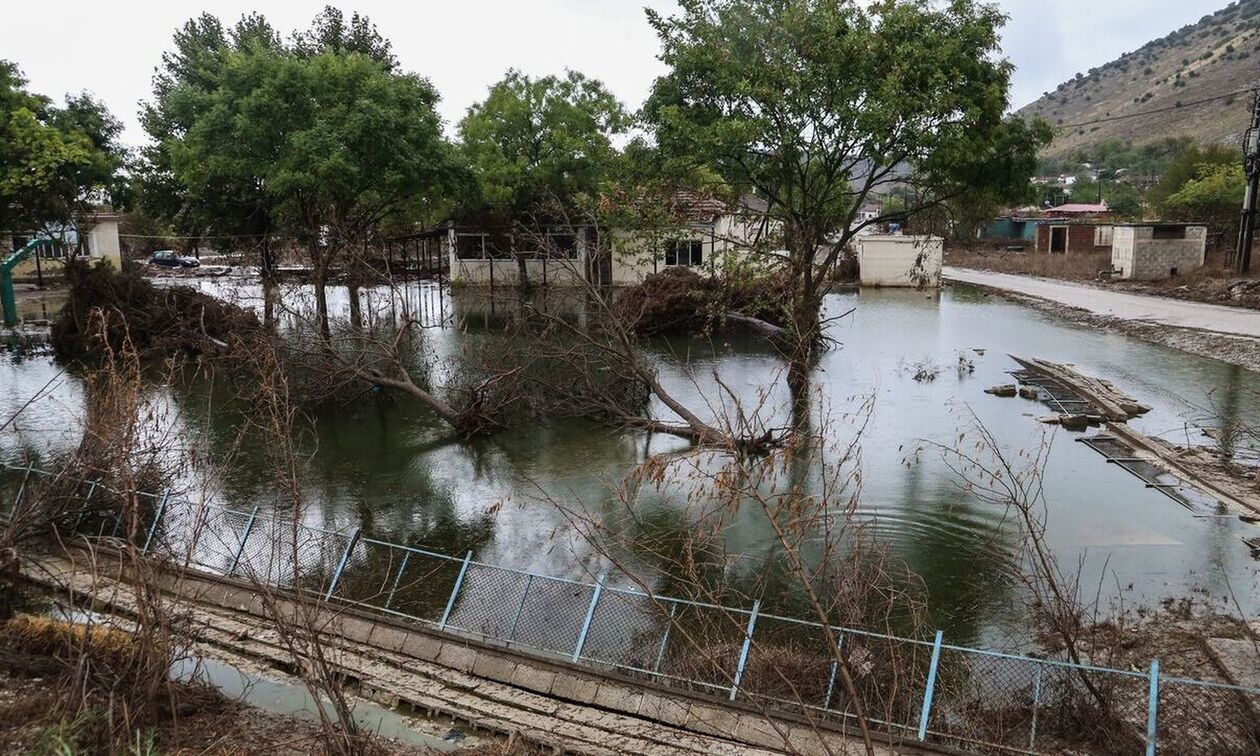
(1235, 85), (1260, 273)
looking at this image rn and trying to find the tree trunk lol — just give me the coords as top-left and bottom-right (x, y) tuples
(261, 235), (277, 331)
(263, 278), (277, 332)
(347, 283), (362, 331)
(786, 292), (821, 410)
(314, 269), (331, 341)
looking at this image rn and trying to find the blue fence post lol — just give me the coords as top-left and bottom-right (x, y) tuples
(1028, 664), (1044, 751)
(572, 573), (606, 663)
(226, 506), (260, 576)
(324, 527), (361, 601)
(823, 632), (846, 710)
(141, 489), (171, 554)
(652, 601), (678, 674)
(1146, 659), (1160, 756)
(729, 599), (761, 701)
(507, 574), (534, 642)
(438, 551), (473, 631)
(383, 551), (410, 610)
(72, 480), (98, 531)
(917, 630), (945, 742)
(12, 463), (34, 515)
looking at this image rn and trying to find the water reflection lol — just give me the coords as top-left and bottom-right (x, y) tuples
(2, 278), (1259, 647)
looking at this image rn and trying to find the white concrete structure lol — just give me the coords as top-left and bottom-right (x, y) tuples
(1110, 224), (1207, 281)
(447, 226), (592, 286)
(446, 195), (781, 287)
(857, 235), (944, 288)
(7, 213), (123, 280)
(607, 205), (777, 285)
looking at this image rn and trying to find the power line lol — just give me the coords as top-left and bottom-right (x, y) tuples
(1052, 86), (1254, 131)
(118, 233), (272, 240)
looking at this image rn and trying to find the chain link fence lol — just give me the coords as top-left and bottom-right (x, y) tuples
(3, 461), (1259, 754)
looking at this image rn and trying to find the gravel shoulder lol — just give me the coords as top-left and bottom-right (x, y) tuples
(943, 268), (1260, 373)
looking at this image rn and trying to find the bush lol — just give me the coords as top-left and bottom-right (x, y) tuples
(615, 267), (791, 337)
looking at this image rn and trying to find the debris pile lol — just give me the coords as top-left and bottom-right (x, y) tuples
(51, 262), (262, 362)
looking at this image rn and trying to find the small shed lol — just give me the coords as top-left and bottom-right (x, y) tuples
(981, 217), (1041, 242)
(857, 235), (943, 288)
(1110, 224), (1207, 281)
(1033, 220), (1114, 254)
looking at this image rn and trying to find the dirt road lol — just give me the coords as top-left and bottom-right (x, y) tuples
(944, 267), (1260, 339)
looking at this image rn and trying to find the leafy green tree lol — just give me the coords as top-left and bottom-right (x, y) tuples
(267, 52), (459, 334)
(293, 6), (397, 70)
(1148, 144), (1236, 214)
(141, 10), (460, 336)
(458, 69), (628, 285)
(138, 13), (286, 250)
(0, 61), (124, 244)
(645, 0), (1045, 396)
(1164, 162), (1243, 247)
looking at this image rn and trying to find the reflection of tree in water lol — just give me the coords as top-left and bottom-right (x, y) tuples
(889, 458), (1021, 645)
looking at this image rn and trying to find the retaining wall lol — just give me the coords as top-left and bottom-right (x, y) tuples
(29, 548), (925, 756)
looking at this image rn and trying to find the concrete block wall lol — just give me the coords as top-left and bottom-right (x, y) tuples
(857, 235), (943, 288)
(449, 257), (586, 286)
(1111, 226), (1207, 281)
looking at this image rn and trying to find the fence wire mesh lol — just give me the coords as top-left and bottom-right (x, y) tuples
(4, 461), (1260, 754)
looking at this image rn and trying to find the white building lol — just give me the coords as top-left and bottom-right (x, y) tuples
(6, 212), (123, 280)
(857, 235), (944, 288)
(446, 194), (783, 287)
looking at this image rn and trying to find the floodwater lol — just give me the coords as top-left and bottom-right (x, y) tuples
(3, 279), (1259, 648)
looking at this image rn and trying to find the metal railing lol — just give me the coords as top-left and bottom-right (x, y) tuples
(2, 461), (1258, 755)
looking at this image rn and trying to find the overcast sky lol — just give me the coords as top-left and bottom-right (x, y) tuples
(3, 0), (1232, 147)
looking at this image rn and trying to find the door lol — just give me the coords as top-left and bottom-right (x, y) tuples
(1050, 226), (1068, 254)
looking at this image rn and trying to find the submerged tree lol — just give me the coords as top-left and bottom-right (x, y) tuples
(140, 9), (460, 336)
(458, 69), (629, 287)
(644, 0), (1048, 398)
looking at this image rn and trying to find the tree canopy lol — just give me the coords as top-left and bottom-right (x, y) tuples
(0, 61), (125, 238)
(643, 0), (1046, 390)
(1147, 143), (1237, 215)
(139, 7), (459, 249)
(1164, 162), (1243, 244)
(458, 70), (629, 215)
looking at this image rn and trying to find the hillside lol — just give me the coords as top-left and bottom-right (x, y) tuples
(1018, 1), (1260, 161)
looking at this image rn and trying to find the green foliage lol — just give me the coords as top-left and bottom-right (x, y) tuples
(139, 8), (462, 247)
(0, 61), (124, 236)
(1148, 143), (1237, 213)
(1163, 162), (1243, 231)
(644, 0), (1041, 276)
(458, 69), (628, 214)
(1039, 136), (1196, 179)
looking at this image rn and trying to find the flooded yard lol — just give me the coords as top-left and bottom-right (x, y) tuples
(3, 279), (1259, 648)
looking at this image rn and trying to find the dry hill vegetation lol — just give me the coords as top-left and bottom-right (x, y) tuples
(1019, 0), (1260, 160)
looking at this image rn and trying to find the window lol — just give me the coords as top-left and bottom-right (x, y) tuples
(546, 232), (578, 258)
(1152, 225), (1186, 240)
(664, 239), (704, 267)
(456, 234), (486, 260)
(1094, 226), (1114, 247)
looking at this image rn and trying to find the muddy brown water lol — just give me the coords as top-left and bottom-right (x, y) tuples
(3, 278), (1258, 648)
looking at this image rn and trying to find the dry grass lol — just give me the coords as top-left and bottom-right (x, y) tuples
(0, 615), (139, 669)
(945, 246), (1113, 281)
